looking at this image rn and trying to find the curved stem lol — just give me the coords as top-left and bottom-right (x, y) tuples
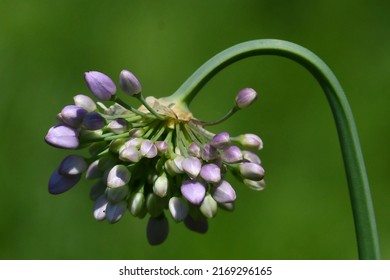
(168, 39), (380, 259)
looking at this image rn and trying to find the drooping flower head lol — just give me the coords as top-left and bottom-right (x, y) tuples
(44, 69), (266, 245)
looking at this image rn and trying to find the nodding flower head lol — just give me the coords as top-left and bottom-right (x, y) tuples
(44, 69), (266, 245)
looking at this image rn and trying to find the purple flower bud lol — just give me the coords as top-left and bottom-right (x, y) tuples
(211, 180), (237, 203)
(239, 133), (263, 150)
(106, 201), (127, 224)
(106, 165), (131, 188)
(201, 143), (218, 161)
(107, 118), (127, 134)
(85, 159), (102, 179)
(211, 132), (231, 149)
(200, 194), (218, 218)
(242, 150), (261, 164)
(119, 69), (142, 96)
(125, 137), (143, 148)
(221, 146), (243, 163)
(147, 214), (169, 245)
(93, 195), (108, 221)
(243, 179), (266, 191)
(153, 173), (169, 197)
(119, 146), (141, 162)
(59, 155), (87, 175)
(239, 162), (265, 181)
(181, 180), (206, 205)
(45, 125), (79, 149)
(140, 140), (158, 158)
(84, 71), (116, 101)
(181, 157), (202, 179)
(82, 112), (105, 130)
(200, 163), (221, 184)
(184, 215), (208, 234)
(168, 197), (188, 222)
(48, 168), (81, 194)
(235, 88), (258, 109)
(60, 105), (87, 127)
(155, 141), (168, 154)
(73, 94), (96, 112)
(128, 192), (146, 217)
(188, 142), (201, 157)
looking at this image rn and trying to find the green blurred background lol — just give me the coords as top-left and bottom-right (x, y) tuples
(0, 0), (389, 259)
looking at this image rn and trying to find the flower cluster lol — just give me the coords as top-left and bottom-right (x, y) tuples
(45, 69), (265, 245)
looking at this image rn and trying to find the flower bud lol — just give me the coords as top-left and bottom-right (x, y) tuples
(140, 140), (158, 158)
(168, 197), (188, 222)
(49, 168), (81, 194)
(84, 71), (116, 101)
(200, 163), (221, 184)
(128, 192), (146, 217)
(181, 157), (202, 179)
(60, 105), (87, 127)
(45, 125), (79, 149)
(107, 118), (127, 134)
(73, 94), (96, 112)
(188, 142), (201, 157)
(200, 194), (218, 218)
(106, 185), (129, 203)
(211, 180), (236, 203)
(211, 132), (231, 149)
(242, 150), (261, 164)
(243, 179), (266, 191)
(180, 180), (206, 205)
(155, 141), (168, 154)
(82, 112), (105, 130)
(184, 215), (208, 234)
(106, 200), (127, 224)
(239, 133), (263, 150)
(201, 143), (218, 161)
(85, 159), (102, 179)
(93, 195), (108, 221)
(147, 214), (169, 245)
(239, 162), (265, 181)
(146, 193), (165, 217)
(106, 165), (131, 188)
(221, 146), (243, 163)
(109, 138), (126, 154)
(235, 88), (257, 109)
(59, 155), (87, 175)
(119, 69), (142, 96)
(119, 146), (141, 162)
(153, 172), (169, 197)
(89, 180), (107, 201)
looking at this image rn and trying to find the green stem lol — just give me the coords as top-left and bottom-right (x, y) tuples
(168, 39), (380, 260)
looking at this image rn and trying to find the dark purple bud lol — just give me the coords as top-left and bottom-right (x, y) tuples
(221, 146), (243, 163)
(106, 201), (127, 224)
(48, 168), (81, 194)
(239, 133), (263, 150)
(59, 155), (87, 175)
(93, 195), (108, 221)
(45, 125), (79, 149)
(211, 132), (231, 149)
(239, 162), (265, 181)
(73, 94), (96, 112)
(181, 157), (202, 179)
(188, 142), (201, 157)
(82, 112), (105, 130)
(201, 143), (218, 161)
(184, 215), (208, 234)
(84, 71), (116, 101)
(60, 105), (87, 127)
(235, 88), (258, 109)
(85, 159), (102, 179)
(211, 180), (237, 203)
(181, 180), (206, 205)
(200, 163), (221, 184)
(119, 69), (142, 96)
(89, 180), (107, 201)
(147, 214), (169, 245)
(168, 197), (188, 222)
(242, 150), (261, 164)
(140, 140), (158, 158)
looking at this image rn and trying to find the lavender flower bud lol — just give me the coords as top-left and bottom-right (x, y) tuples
(239, 162), (265, 181)
(155, 141), (168, 154)
(48, 168), (81, 194)
(147, 214), (169, 245)
(119, 69), (142, 96)
(211, 180), (237, 203)
(119, 146), (141, 162)
(60, 105), (87, 127)
(153, 172), (169, 197)
(59, 155), (87, 175)
(146, 193), (165, 217)
(181, 157), (202, 179)
(73, 94), (96, 112)
(140, 140), (158, 158)
(200, 163), (221, 184)
(107, 118), (127, 134)
(211, 132), (231, 149)
(84, 71), (116, 101)
(106, 201), (127, 224)
(201, 143), (218, 161)
(128, 192), (146, 217)
(82, 112), (105, 130)
(235, 88), (258, 109)
(239, 133), (263, 150)
(221, 146), (243, 163)
(168, 197), (188, 222)
(180, 180), (206, 205)
(93, 195), (108, 221)
(184, 215), (208, 234)
(188, 142), (201, 157)
(45, 125), (79, 149)
(106, 165), (131, 188)
(200, 194), (218, 219)
(242, 150), (261, 164)
(243, 179), (266, 191)
(125, 137), (143, 148)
